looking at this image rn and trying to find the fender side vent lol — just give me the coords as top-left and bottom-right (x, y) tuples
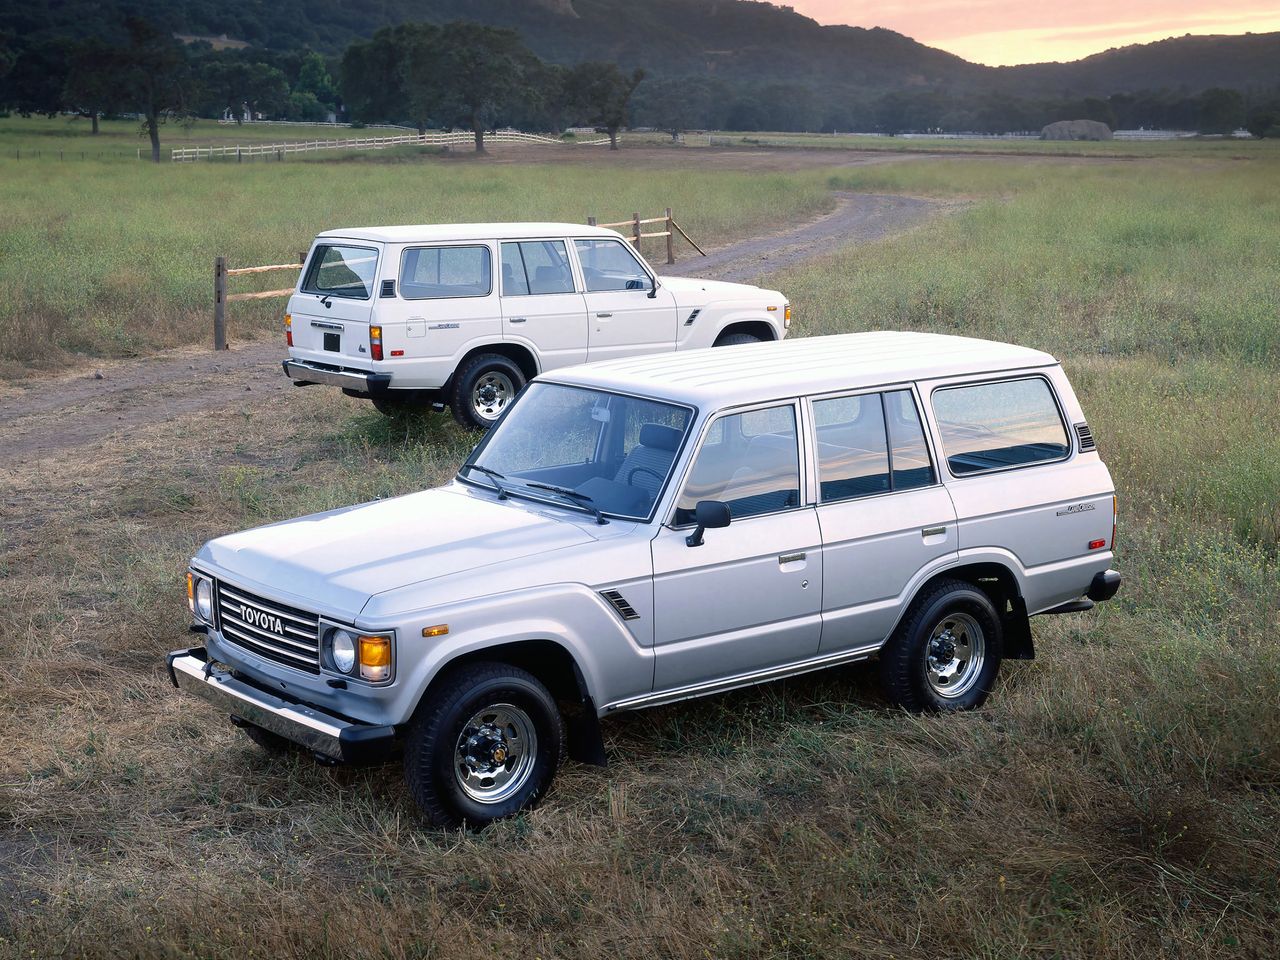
(1074, 423), (1095, 452)
(380, 279), (396, 298)
(684, 309), (700, 326)
(600, 589), (640, 621)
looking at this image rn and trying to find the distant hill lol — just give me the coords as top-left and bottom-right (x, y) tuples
(4, 0), (1278, 97)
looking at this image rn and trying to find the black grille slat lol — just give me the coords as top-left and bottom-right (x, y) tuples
(1075, 423), (1096, 452)
(601, 589), (640, 621)
(380, 279), (396, 298)
(216, 581), (320, 673)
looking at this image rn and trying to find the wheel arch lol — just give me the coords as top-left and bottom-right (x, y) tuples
(903, 561), (1034, 660)
(444, 342), (539, 392)
(714, 318), (779, 344)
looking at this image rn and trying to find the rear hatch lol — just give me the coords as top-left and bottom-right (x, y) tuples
(288, 241), (382, 367)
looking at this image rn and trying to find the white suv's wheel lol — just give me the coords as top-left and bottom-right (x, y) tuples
(449, 354), (526, 429)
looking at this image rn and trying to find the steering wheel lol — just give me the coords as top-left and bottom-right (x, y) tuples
(627, 465), (664, 488)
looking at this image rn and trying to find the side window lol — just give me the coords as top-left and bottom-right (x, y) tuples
(676, 405), (800, 524)
(933, 377), (1070, 475)
(501, 240), (575, 297)
(303, 244), (378, 300)
(574, 238), (650, 292)
(884, 389), (936, 490)
(813, 393), (890, 501)
(400, 245), (491, 300)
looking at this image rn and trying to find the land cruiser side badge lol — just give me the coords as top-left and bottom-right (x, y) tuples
(1056, 503), (1096, 516)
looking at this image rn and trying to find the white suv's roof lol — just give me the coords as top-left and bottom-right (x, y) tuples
(316, 222), (623, 244)
(551, 332), (1058, 408)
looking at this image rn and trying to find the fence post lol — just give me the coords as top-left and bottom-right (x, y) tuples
(237, 148), (242, 164)
(632, 212), (641, 248)
(665, 208), (675, 264)
(214, 256), (228, 351)
(587, 216), (597, 227)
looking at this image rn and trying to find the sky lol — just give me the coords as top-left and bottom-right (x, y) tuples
(784, 1), (1280, 65)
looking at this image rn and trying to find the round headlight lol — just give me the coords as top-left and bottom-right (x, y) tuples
(194, 578), (214, 622)
(330, 629), (357, 674)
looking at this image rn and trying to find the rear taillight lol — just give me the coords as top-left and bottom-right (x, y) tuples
(370, 325), (383, 361)
(284, 313), (292, 347)
(1112, 494), (1118, 551)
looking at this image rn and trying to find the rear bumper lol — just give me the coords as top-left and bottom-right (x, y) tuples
(282, 359), (391, 394)
(1086, 568), (1122, 602)
(166, 647), (396, 764)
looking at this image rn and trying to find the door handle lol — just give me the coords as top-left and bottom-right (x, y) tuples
(778, 552), (806, 565)
(509, 317), (527, 324)
(596, 312), (613, 319)
(922, 526), (946, 538)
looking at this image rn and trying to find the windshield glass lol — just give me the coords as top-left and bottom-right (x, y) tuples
(461, 383), (694, 521)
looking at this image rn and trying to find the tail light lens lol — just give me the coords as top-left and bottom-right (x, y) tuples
(284, 313), (293, 347)
(370, 325), (383, 361)
(1112, 494), (1118, 551)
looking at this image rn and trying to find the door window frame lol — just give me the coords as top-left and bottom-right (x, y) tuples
(499, 238), (581, 297)
(803, 384), (942, 505)
(569, 236), (656, 294)
(665, 398), (810, 529)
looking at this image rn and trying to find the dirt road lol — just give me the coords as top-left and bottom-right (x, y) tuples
(0, 184), (951, 463)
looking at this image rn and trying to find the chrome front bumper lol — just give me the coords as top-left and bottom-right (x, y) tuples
(166, 647), (395, 763)
(282, 359), (391, 393)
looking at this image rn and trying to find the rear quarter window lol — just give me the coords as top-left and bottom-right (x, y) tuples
(932, 376), (1070, 476)
(400, 245), (492, 300)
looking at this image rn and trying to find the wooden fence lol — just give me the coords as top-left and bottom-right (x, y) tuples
(211, 210), (704, 349)
(174, 129), (611, 162)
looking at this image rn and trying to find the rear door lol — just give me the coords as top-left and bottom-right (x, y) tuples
(288, 242), (381, 367)
(500, 239), (589, 371)
(572, 238), (678, 362)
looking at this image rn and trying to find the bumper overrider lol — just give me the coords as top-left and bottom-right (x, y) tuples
(166, 646), (396, 764)
(1087, 569), (1122, 602)
(282, 359), (391, 395)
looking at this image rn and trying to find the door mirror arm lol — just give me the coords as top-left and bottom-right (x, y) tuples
(685, 500), (732, 547)
(647, 274), (659, 299)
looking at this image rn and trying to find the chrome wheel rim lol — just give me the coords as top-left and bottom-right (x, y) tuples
(925, 612), (985, 698)
(472, 371), (515, 422)
(454, 703), (537, 804)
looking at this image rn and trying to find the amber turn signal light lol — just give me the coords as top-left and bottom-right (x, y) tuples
(358, 635), (391, 681)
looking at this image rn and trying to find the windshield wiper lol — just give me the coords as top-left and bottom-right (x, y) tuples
(524, 481), (608, 525)
(464, 463), (510, 500)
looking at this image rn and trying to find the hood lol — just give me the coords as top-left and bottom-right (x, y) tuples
(194, 485), (598, 619)
(658, 276), (769, 304)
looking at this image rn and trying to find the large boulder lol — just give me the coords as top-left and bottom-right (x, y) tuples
(1041, 119), (1113, 141)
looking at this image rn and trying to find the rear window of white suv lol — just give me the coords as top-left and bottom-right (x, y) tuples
(302, 244), (379, 300)
(932, 377), (1070, 475)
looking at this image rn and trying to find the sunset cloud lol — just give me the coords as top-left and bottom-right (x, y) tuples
(785, 1), (1280, 64)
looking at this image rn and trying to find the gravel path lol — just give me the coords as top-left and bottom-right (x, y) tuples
(0, 188), (952, 462)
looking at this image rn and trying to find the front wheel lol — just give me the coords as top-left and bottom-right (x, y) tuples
(879, 579), (1003, 712)
(404, 662), (564, 828)
(449, 354), (525, 429)
(714, 331), (763, 347)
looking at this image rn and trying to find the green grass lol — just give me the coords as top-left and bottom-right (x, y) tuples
(1, 126), (1279, 958)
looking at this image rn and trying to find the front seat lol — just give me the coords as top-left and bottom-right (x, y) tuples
(614, 423), (683, 500)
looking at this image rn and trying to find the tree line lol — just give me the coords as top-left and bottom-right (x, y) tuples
(2, 14), (1278, 163)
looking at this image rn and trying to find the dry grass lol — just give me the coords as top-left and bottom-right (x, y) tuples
(2, 148), (1279, 959)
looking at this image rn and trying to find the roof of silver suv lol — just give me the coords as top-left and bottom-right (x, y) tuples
(550, 332), (1058, 408)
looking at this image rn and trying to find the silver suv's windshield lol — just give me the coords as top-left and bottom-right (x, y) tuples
(460, 383), (694, 521)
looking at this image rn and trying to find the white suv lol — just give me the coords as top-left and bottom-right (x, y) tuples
(172, 332), (1121, 827)
(281, 222), (791, 427)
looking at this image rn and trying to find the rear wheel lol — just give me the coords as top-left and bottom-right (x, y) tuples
(449, 354), (525, 429)
(404, 662), (564, 828)
(879, 579), (1003, 712)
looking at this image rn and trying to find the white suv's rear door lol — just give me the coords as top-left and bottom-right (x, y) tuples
(499, 239), (588, 370)
(288, 241), (381, 367)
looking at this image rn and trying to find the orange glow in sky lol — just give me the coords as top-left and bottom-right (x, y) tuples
(784, 1), (1280, 65)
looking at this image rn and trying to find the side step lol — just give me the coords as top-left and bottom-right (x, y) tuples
(1038, 598), (1095, 615)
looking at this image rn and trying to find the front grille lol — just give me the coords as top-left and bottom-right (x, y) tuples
(215, 581), (320, 673)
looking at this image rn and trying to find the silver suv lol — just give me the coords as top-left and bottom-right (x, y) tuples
(169, 332), (1121, 827)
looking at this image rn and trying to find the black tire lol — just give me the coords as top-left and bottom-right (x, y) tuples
(404, 662), (564, 828)
(879, 579), (1003, 712)
(449, 354), (525, 429)
(714, 331), (764, 347)
(371, 392), (428, 418)
(242, 723), (295, 755)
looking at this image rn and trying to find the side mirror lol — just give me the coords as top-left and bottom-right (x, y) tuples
(647, 274), (659, 299)
(685, 500), (731, 547)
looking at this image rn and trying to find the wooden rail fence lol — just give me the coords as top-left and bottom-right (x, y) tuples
(175, 130), (611, 162)
(211, 210), (704, 349)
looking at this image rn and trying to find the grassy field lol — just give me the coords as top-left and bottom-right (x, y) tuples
(1, 131), (1278, 958)
(0, 117), (831, 371)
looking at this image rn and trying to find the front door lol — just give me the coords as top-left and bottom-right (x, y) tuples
(651, 402), (822, 691)
(811, 388), (959, 652)
(499, 239), (589, 371)
(573, 237), (678, 362)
